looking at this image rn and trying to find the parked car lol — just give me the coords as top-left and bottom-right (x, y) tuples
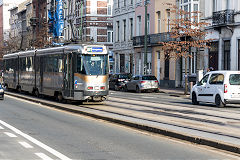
(0, 84), (4, 100)
(109, 73), (132, 91)
(124, 75), (159, 93)
(191, 71), (240, 107)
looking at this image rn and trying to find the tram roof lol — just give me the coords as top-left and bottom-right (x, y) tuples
(3, 44), (107, 59)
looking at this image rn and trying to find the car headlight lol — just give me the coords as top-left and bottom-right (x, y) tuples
(0, 89), (4, 93)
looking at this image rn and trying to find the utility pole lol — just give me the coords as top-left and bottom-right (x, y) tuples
(79, 0), (84, 41)
(144, 0), (149, 75)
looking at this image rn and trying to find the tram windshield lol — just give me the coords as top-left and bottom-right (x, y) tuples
(77, 54), (108, 75)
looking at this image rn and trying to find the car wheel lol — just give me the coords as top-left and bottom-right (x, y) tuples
(215, 94), (225, 108)
(136, 86), (141, 93)
(114, 85), (119, 91)
(192, 92), (199, 105)
(124, 85), (128, 92)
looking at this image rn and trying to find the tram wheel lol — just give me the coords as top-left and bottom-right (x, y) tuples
(56, 93), (64, 103)
(34, 89), (40, 98)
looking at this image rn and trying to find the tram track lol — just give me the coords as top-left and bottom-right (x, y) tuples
(110, 92), (240, 114)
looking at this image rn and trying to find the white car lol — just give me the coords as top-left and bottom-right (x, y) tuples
(191, 71), (240, 107)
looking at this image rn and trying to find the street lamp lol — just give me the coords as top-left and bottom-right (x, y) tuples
(144, 0), (150, 75)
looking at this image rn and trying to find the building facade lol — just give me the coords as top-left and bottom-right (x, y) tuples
(132, 0), (176, 87)
(0, 0), (27, 66)
(113, 0), (135, 74)
(63, 0), (113, 49)
(204, 0), (240, 71)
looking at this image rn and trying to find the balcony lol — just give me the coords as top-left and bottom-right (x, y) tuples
(212, 10), (235, 26)
(133, 32), (174, 47)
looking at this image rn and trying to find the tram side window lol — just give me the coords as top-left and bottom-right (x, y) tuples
(20, 58), (27, 72)
(76, 56), (86, 74)
(26, 57), (33, 72)
(44, 55), (63, 73)
(5, 59), (15, 73)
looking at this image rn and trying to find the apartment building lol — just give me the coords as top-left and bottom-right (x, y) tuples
(113, 0), (135, 74)
(204, 0), (240, 71)
(63, 0), (113, 49)
(8, 0), (32, 51)
(132, 0), (176, 87)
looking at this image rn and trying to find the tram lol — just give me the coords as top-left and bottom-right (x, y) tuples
(3, 44), (109, 102)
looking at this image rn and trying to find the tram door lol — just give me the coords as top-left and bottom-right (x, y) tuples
(63, 53), (74, 97)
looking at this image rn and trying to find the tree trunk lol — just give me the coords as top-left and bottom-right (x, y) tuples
(184, 56), (188, 95)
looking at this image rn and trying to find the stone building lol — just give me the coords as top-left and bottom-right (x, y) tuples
(113, 0), (135, 74)
(63, 0), (113, 50)
(204, 0), (240, 71)
(132, 0), (176, 87)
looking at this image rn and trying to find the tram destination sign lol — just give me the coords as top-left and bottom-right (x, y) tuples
(87, 47), (103, 53)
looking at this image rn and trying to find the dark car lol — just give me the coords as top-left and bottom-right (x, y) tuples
(109, 73), (132, 91)
(0, 85), (4, 100)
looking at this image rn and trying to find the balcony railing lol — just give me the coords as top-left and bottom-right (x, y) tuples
(133, 32), (174, 47)
(212, 10), (235, 26)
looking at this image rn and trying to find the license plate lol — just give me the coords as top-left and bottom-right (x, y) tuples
(94, 86), (100, 90)
(231, 94), (240, 98)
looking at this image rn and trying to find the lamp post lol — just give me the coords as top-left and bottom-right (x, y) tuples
(144, 0), (149, 75)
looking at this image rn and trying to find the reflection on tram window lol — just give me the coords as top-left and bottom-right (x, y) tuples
(77, 54), (108, 75)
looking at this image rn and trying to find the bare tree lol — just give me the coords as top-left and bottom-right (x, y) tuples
(161, 3), (213, 94)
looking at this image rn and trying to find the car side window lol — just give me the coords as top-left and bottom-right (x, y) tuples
(199, 74), (209, 86)
(134, 76), (139, 80)
(209, 74), (224, 85)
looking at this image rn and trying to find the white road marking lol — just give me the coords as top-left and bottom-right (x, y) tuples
(18, 141), (33, 148)
(0, 120), (72, 160)
(141, 96), (155, 99)
(0, 125), (4, 129)
(4, 132), (17, 137)
(35, 153), (53, 160)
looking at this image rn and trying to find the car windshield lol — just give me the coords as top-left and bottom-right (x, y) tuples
(229, 74), (240, 85)
(142, 76), (157, 80)
(76, 54), (108, 75)
(118, 74), (131, 79)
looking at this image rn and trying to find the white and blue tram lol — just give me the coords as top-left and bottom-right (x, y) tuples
(3, 45), (109, 102)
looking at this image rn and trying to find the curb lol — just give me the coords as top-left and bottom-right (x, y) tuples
(5, 92), (240, 155)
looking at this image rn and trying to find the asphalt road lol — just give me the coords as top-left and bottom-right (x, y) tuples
(0, 95), (238, 160)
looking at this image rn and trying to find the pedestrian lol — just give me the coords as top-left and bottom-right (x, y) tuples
(207, 67), (214, 72)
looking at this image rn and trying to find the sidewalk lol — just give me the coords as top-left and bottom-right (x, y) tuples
(159, 87), (190, 97)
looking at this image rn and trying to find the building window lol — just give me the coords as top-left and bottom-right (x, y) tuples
(116, 21), (120, 42)
(117, 0), (120, 8)
(213, 0), (217, 12)
(130, 0), (133, 5)
(137, 16), (141, 36)
(123, 20), (126, 41)
(166, 9), (170, 32)
(120, 54), (125, 73)
(193, 4), (198, 22)
(226, 0), (229, 9)
(130, 18), (133, 40)
(157, 11), (161, 33)
(224, 40), (230, 70)
(147, 14), (150, 34)
(124, 0), (126, 6)
(107, 31), (113, 42)
(238, 40), (240, 70)
(107, 5), (112, 15)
